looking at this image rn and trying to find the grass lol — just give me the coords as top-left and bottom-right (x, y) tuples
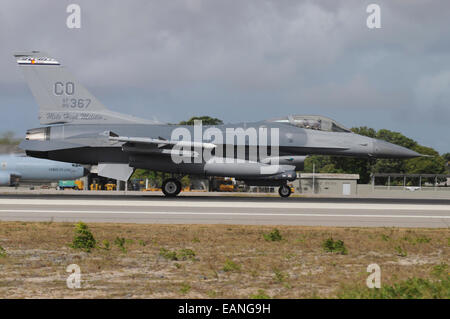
(179, 282), (191, 294)
(250, 289), (271, 299)
(338, 264), (449, 299)
(223, 259), (241, 272)
(273, 268), (288, 283)
(0, 222), (448, 298)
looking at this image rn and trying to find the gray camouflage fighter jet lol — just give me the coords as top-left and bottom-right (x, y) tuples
(14, 51), (422, 197)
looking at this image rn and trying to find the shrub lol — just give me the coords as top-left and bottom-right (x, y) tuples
(138, 240), (146, 246)
(114, 237), (127, 252)
(415, 236), (431, 244)
(159, 248), (178, 261)
(402, 235), (432, 245)
(322, 237), (348, 255)
(178, 248), (196, 260)
(0, 245), (6, 258)
(273, 269), (288, 283)
(395, 246), (407, 257)
(102, 240), (111, 250)
(70, 222), (96, 252)
(223, 259), (241, 272)
(263, 229), (283, 242)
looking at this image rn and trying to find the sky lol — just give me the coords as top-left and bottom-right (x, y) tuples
(0, 0), (449, 152)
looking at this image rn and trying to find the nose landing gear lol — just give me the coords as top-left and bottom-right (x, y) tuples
(278, 184), (292, 198)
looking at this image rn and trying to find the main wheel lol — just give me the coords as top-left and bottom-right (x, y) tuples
(278, 185), (292, 198)
(162, 178), (182, 197)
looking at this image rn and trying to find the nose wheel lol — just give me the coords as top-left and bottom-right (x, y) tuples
(278, 184), (292, 198)
(162, 178), (182, 197)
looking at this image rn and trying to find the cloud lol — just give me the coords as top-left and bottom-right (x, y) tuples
(0, 0), (449, 151)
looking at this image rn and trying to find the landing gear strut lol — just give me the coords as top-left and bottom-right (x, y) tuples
(278, 184), (292, 198)
(162, 178), (182, 197)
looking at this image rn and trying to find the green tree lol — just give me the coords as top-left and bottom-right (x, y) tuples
(442, 153), (450, 162)
(179, 116), (223, 125)
(0, 131), (20, 145)
(442, 153), (450, 174)
(304, 127), (447, 184)
(351, 126), (377, 138)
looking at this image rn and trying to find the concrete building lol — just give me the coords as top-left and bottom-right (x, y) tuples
(293, 173), (360, 196)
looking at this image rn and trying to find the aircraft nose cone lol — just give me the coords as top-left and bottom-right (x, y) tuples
(83, 168), (90, 176)
(373, 140), (421, 159)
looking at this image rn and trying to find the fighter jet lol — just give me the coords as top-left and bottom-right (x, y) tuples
(14, 51), (422, 197)
(0, 154), (87, 186)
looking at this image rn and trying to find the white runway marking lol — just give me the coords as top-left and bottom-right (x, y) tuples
(0, 209), (449, 219)
(0, 198), (449, 211)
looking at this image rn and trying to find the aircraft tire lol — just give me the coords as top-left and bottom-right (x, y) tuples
(162, 178), (182, 197)
(278, 185), (291, 198)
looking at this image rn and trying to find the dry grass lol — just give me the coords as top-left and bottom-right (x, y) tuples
(0, 221), (448, 298)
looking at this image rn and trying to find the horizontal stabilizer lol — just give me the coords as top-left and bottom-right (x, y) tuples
(19, 139), (83, 152)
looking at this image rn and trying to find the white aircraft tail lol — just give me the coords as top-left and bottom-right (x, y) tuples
(14, 51), (156, 125)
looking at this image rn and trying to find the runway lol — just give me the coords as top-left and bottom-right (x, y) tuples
(0, 194), (449, 227)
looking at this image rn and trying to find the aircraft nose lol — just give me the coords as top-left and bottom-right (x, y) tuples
(83, 167), (90, 176)
(372, 140), (421, 158)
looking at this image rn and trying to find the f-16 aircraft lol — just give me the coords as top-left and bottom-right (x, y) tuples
(14, 51), (422, 197)
(0, 154), (87, 186)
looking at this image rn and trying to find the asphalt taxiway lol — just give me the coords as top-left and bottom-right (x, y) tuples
(0, 194), (449, 227)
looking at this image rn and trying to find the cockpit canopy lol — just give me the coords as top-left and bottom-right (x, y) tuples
(269, 115), (352, 133)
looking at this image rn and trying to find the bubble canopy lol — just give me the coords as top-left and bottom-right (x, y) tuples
(268, 115), (352, 133)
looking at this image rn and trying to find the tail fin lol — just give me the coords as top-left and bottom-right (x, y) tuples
(14, 51), (156, 125)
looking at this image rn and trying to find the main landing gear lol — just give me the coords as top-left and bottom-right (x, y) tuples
(161, 177), (292, 198)
(162, 178), (182, 197)
(278, 184), (292, 198)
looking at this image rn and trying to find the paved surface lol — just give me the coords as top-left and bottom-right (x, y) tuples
(0, 194), (449, 227)
(3, 187), (450, 199)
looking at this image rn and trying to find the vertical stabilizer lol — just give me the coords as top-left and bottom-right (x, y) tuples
(14, 51), (156, 125)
